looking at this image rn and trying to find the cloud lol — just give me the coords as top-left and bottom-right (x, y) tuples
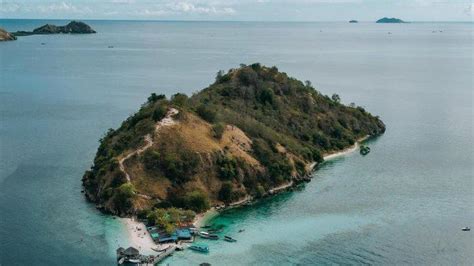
(465, 3), (474, 16)
(0, 1), (92, 15)
(0, 2), (21, 13)
(137, 1), (235, 17)
(36, 2), (92, 14)
(109, 0), (136, 4)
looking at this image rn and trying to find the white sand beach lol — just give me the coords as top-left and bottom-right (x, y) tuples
(193, 208), (219, 228)
(122, 217), (156, 255)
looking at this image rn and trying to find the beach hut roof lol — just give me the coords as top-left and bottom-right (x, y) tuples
(123, 247), (139, 256)
(116, 247), (125, 253)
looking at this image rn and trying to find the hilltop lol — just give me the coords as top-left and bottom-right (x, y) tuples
(82, 64), (385, 217)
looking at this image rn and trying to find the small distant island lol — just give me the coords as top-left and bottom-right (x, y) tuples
(376, 17), (406, 23)
(0, 28), (17, 41)
(12, 21), (96, 37)
(349, 20), (358, 23)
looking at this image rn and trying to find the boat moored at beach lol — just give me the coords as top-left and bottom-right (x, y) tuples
(224, 236), (237, 242)
(199, 231), (219, 240)
(190, 243), (210, 253)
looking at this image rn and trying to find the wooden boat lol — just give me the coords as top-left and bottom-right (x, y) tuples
(461, 227), (470, 231)
(199, 231), (219, 240)
(224, 236), (237, 242)
(189, 244), (209, 253)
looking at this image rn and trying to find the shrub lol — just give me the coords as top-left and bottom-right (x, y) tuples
(148, 93), (166, 103)
(212, 123), (225, 139)
(183, 190), (210, 212)
(171, 93), (189, 107)
(196, 104), (217, 123)
(216, 155), (238, 180)
(218, 182), (233, 203)
(152, 105), (167, 121)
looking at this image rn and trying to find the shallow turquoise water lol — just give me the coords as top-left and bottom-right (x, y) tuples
(0, 20), (472, 265)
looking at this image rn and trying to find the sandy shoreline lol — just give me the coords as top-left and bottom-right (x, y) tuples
(121, 217), (157, 255)
(323, 135), (369, 161)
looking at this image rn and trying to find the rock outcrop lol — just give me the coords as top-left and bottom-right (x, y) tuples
(12, 21), (96, 36)
(0, 28), (17, 41)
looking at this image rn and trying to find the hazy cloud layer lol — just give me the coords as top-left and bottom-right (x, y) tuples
(1, 0), (472, 21)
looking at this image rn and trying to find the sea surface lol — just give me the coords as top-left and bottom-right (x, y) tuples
(0, 20), (472, 265)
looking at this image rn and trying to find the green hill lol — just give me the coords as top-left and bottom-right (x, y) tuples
(82, 64), (385, 216)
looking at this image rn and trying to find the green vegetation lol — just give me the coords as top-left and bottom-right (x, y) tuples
(212, 123), (225, 139)
(147, 207), (195, 233)
(83, 64), (385, 217)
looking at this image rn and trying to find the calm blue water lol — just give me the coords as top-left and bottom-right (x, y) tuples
(1, 20), (472, 265)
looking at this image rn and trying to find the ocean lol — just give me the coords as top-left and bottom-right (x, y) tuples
(0, 20), (472, 265)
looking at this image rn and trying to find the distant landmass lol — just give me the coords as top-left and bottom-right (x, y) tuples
(376, 17), (405, 23)
(0, 28), (17, 41)
(82, 63), (386, 217)
(12, 21), (96, 37)
(349, 20), (358, 23)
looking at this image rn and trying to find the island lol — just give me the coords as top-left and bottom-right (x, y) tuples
(349, 20), (358, 23)
(83, 63), (385, 224)
(376, 17), (406, 23)
(0, 28), (17, 41)
(12, 21), (96, 37)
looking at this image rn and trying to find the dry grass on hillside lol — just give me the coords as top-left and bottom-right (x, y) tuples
(125, 155), (171, 200)
(219, 125), (262, 169)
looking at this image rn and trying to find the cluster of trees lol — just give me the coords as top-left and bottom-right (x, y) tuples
(142, 144), (199, 184)
(146, 207), (195, 233)
(168, 189), (210, 213)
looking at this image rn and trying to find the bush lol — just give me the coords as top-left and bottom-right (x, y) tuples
(183, 190), (210, 212)
(218, 182), (233, 203)
(216, 155), (238, 180)
(196, 104), (217, 123)
(152, 105), (167, 121)
(143, 146), (199, 183)
(171, 93), (189, 107)
(258, 87), (274, 105)
(238, 67), (258, 86)
(148, 93), (166, 103)
(256, 185), (266, 198)
(212, 123), (225, 139)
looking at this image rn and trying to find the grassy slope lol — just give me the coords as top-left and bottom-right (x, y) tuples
(82, 64), (385, 216)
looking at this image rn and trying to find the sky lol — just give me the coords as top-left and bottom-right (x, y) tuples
(0, 0), (473, 21)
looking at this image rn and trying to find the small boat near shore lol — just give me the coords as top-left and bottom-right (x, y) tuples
(224, 236), (237, 242)
(190, 243), (210, 253)
(360, 145), (371, 155)
(199, 231), (219, 240)
(461, 227), (470, 231)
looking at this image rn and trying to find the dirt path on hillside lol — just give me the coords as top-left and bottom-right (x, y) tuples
(118, 108), (179, 184)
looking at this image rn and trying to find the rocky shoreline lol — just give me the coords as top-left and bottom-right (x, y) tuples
(0, 28), (16, 41)
(193, 135), (372, 227)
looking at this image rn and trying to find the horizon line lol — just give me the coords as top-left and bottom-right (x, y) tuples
(0, 18), (473, 23)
